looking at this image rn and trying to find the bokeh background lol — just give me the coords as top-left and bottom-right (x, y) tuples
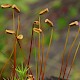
(0, 0), (80, 80)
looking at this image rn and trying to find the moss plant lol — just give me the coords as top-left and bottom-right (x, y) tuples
(58, 21), (80, 80)
(1, 4), (24, 78)
(58, 26), (70, 80)
(0, 4), (80, 80)
(15, 63), (30, 80)
(42, 19), (54, 80)
(66, 42), (80, 79)
(62, 21), (80, 79)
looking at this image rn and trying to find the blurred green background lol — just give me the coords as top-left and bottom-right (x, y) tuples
(0, 0), (80, 80)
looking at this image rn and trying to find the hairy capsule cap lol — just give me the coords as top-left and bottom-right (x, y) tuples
(5, 29), (15, 34)
(34, 21), (39, 25)
(39, 8), (49, 15)
(17, 34), (23, 40)
(69, 21), (78, 26)
(1, 4), (12, 8)
(12, 4), (20, 13)
(33, 28), (42, 33)
(45, 19), (53, 27)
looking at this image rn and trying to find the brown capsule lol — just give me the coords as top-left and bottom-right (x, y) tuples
(69, 21), (78, 26)
(34, 21), (39, 25)
(33, 28), (42, 33)
(45, 19), (53, 27)
(5, 29), (15, 34)
(12, 4), (20, 13)
(27, 75), (34, 80)
(17, 34), (23, 40)
(1, 4), (12, 8)
(39, 8), (49, 15)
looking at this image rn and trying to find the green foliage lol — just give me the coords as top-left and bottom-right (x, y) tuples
(26, 0), (38, 3)
(32, 47), (37, 58)
(14, 1), (30, 13)
(44, 34), (50, 46)
(69, 7), (78, 17)
(0, 0), (38, 13)
(52, 31), (59, 41)
(16, 63), (30, 80)
(52, 0), (61, 9)
(57, 17), (67, 30)
(71, 67), (80, 80)
(0, 53), (7, 63)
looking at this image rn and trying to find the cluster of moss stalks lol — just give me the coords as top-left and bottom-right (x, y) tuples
(0, 4), (80, 80)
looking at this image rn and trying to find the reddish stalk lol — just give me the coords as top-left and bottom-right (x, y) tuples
(39, 32), (44, 80)
(66, 42), (80, 80)
(33, 34), (37, 80)
(37, 16), (41, 80)
(13, 38), (17, 77)
(12, 8), (21, 77)
(27, 24), (34, 75)
(13, 12), (20, 77)
(42, 28), (53, 80)
(58, 27), (70, 80)
(16, 13), (26, 61)
(41, 33), (44, 67)
(34, 16), (42, 80)
(62, 28), (80, 79)
(27, 24), (34, 66)
(12, 8), (16, 77)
